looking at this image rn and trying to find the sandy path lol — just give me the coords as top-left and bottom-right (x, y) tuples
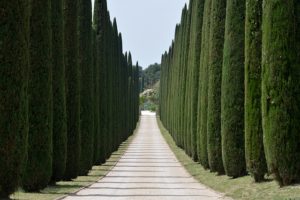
(63, 111), (229, 200)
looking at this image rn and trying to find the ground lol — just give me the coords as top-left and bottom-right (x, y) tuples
(62, 111), (229, 200)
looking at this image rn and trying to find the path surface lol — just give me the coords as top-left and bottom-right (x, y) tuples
(63, 111), (229, 200)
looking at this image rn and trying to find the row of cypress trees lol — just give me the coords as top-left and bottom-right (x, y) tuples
(0, 0), (139, 197)
(159, 0), (300, 186)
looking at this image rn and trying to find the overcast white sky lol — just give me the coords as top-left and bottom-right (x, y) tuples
(92, 0), (189, 68)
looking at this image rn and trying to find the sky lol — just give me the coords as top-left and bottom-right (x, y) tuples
(92, 0), (189, 68)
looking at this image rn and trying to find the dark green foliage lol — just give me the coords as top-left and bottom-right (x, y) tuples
(0, 1), (29, 197)
(221, 0), (246, 178)
(51, 0), (67, 182)
(245, 0), (267, 182)
(79, 0), (94, 175)
(197, 0), (211, 169)
(64, 0), (81, 180)
(206, 0), (226, 174)
(262, 0), (300, 186)
(23, 0), (53, 191)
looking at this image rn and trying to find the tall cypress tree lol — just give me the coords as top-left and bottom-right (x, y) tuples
(112, 19), (120, 151)
(23, 0), (53, 191)
(221, 0), (246, 178)
(187, 0), (205, 161)
(245, 0), (267, 182)
(206, 0), (226, 174)
(182, 3), (192, 156)
(135, 62), (140, 123)
(92, 27), (101, 164)
(78, 0), (94, 175)
(177, 6), (187, 150)
(127, 53), (133, 134)
(197, 0), (212, 169)
(64, 0), (81, 180)
(94, 0), (109, 164)
(262, 0), (300, 186)
(104, 15), (113, 159)
(51, 0), (67, 182)
(0, 1), (29, 197)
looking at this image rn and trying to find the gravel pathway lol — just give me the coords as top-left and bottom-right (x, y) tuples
(63, 111), (229, 200)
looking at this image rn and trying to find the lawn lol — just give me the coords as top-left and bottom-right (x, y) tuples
(157, 118), (300, 200)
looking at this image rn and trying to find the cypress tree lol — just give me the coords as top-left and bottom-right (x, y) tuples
(262, 0), (300, 186)
(105, 19), (114, 158)
(134, 62), (139, 124)
(94, 0), (109, 163)
(23, 0), (53, 191)
(245, 0), (267, 182)
(197, 0), (212, 169)
(112, 19), (120, 151)
(78, 0), (94, 175)
(64, 0), (81, 180)
(124, 52), (129, 136)
(177, 6), (187, 150)
(206, 0), (226, 174)
(0, 1), (29, 197)
(93, 0), (101, 165)
(118, 34), (125, 142)
(92, 27), (101, 164)
(182, 3), (192, 156)
(127, 53), (133, 134)
(51, 0), (67, 182)
(221, 0), (246, 178)
(187, 0), (205, 161)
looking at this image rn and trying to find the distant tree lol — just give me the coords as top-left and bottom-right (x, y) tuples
(0, 1), (29, 197)
(142, 63), (161, 90)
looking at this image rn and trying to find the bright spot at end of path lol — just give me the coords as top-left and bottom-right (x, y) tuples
(141, 110), (156, 116)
